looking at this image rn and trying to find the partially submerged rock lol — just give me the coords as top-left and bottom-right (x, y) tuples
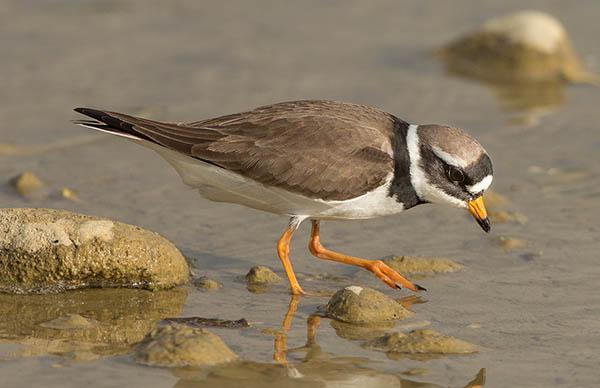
(439, 10), (597, 84)
(193, 276), (223, 291)
(383, 256), (463, 275)
(326, 286), (413, 324)
(489, 210), (528, 225)
(60, 187), (81, 202)
(0, 208), (189, 293)
(11, 172), (46, 199)
(485, 191), (528, 225)
(134, 323), (237, 367)
(365, 329), (477, 355)
(245, 266), (281, 285)
(497, 236), (527, 250)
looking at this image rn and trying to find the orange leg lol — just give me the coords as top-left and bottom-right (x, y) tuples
(308, 220), (425, 292)
(277, 219), (306, 295)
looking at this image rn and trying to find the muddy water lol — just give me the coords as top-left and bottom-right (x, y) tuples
(1, 1), (600, 387)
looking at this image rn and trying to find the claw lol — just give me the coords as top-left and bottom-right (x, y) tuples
(415, 284), (427, 292)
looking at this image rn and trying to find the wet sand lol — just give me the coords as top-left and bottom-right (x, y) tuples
(1, 1), (600, 387)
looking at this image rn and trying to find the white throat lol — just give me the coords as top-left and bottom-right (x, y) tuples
(406, 124), (466, 208)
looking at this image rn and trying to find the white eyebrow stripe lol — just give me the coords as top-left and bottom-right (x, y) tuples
(467, 175), (493, 194)
(431, 146), (468, 168)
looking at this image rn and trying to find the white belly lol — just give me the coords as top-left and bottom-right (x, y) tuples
(146, 141), (405, 220)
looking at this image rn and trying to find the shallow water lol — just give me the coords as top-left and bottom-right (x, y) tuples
(1, 1), (600, 387)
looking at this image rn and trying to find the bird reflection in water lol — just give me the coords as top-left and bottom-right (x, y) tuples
(270, 295), (486, 388)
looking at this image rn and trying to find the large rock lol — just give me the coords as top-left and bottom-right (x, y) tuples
(439, 10), (596, 84)
(365, 329), (477, 355)
(134, 323), (238, 367)
(326, 286), (413, 324)
(0, 208), (189, 293)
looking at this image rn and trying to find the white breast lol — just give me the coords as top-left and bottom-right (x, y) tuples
(316, 174), (404, 219)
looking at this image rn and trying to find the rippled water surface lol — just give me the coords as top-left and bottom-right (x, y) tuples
(1, 1), (599, 387)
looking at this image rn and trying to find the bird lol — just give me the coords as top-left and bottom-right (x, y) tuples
(73, 100), (493, 295)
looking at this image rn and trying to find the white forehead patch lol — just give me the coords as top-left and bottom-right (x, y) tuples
(467, 175), (493, 194)
(431, 145), (468, 168)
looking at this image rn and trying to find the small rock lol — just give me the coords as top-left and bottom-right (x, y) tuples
(134, 323), (237, 367)
(439, 10), (597, 84)
(326, 286), (413, 324)
(39, 314), (96, 330)
(489, 210), (528, 224)
(0, 208), (189, 293)
(365, 329), (477, 355)
(11, 172), (45, 199)
(383, 256), (463, 275)
(245, 266), (281, 285)
(193, 276), (222, 291)
(497, 236), (527, 250)
(60, 187), (81, 202)
(0, 144), (21, 157)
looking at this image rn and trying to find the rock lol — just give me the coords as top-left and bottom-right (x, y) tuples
(134, 323), (237, 367)
(439, 10), (597, 84)
(11, 172), (45, 199)
(497, 236), (527, 250)
(193, 276), (222, 290)
(0, 144), (21, 157)
(489, 210), (528, 224)
(383, 256), (463, 275)
(0, 208), (189, 293)
(365, 329), (477, 355)
(60, 187), (81, 202)
(245, 266), (281, 285)
(326, 286), (413, 324)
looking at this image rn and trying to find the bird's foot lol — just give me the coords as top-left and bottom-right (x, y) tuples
(289, 285), (315, 296)
(365, 260), (426, 292)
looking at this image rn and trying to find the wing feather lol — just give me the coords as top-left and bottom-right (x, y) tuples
(75, 101), (398, 200)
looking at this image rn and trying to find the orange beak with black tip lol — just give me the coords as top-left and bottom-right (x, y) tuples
(468, 196), (491, 233)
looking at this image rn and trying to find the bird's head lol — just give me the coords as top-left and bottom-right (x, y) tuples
(406, 124), (493, 232)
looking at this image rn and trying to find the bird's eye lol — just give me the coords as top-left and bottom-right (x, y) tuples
(447, 167), (464, 184)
